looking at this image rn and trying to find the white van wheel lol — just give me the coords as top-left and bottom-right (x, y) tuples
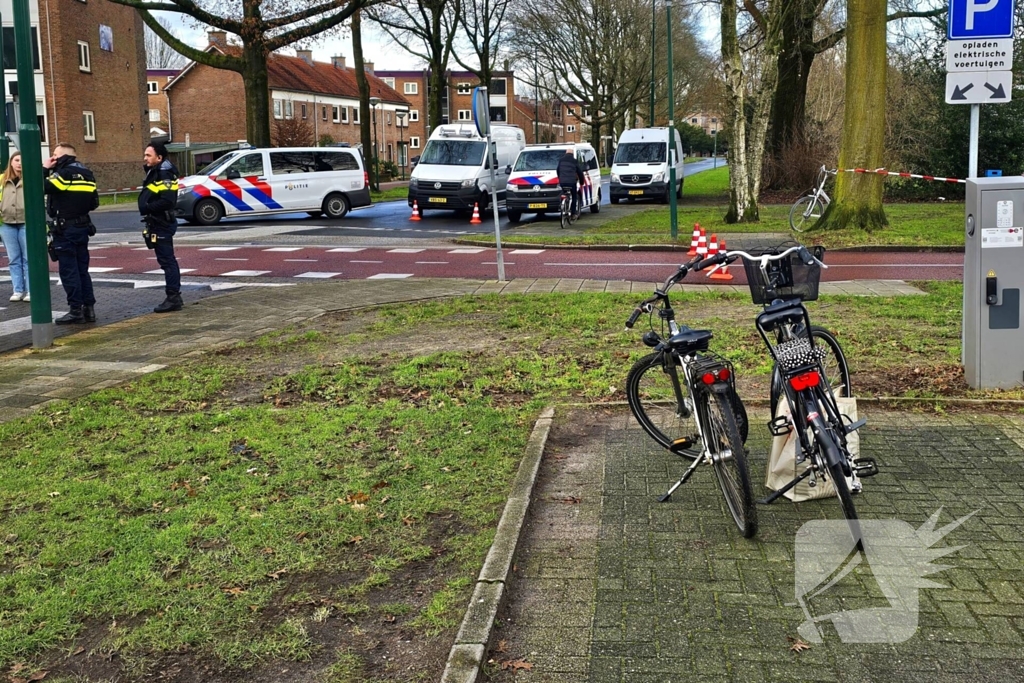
(193, 198), (224, 226)
(323, 193), (350, 219)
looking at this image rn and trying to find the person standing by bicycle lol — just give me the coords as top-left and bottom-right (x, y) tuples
(556, 149), (585, 217)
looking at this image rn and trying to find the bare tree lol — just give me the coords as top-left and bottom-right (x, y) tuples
(107, 0), (374, 146)
(367, 0), (461, 134)
(145, 17), (187, 69)
(352, 8), (376, 189)
(452, 0), (513, 91)
(272, 116), (315, 146)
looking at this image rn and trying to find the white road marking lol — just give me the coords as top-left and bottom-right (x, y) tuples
(263, 247), (303, 252)
(415, 261), (449, 265)
(295, 272), (341, 278)
(215, 258), (249, 261)
(449, 248), (487, 254)
(220, 270), (271, 277)
(482, 262), (515, 265)
(88, 267), (122, 273)
(510, 249), (546, 254)
(350, 260), (383, 264)
(367, 273), (413, 279)
(284, 259), (318, 262)
(145, 268), (196, 275)
(387, 248), (425, 253)
(327, 247), (365, 252)
(199, 246), (240, 251)
(0, 313), (69, 336)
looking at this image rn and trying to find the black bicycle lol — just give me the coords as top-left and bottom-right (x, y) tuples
(625, 255), (756, 538)
(702, 245), (877, 540)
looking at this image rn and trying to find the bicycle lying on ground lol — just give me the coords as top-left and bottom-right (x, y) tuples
(624, 255), (757, 538)
(701, 244), (878, 541)
(789, 166), (836, 232)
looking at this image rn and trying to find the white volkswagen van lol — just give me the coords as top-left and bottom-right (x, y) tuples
(609, 128), (685, 204)
(176, 146), (371, 225)
(407, 123), (526, 214)
(504, 143), (602, 222)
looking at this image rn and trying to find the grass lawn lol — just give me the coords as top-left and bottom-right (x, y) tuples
(0, 282), (1010, 681)
(371, 187), (409, 203)
(98, 193), (140, 207)
(501, 166), (965, 249)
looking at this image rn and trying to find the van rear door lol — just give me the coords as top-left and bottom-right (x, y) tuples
(269, 151), (317, 212)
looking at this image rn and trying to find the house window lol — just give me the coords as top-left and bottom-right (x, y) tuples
(410, 136), (420, 149)
(353, 107), (360, 124)
(386, 112), (391, 125)
(332, 105), (340, 123)
(322, 105), (328, 121)
(567, 125), (576, 133)
(489, 78), (507, 95)
(553, 108), (562, 120)
(404, 82), (418, 95)
(301, 103), (307, 119)
(284, 100), (293, 119)
(691, 118), (697, 124)
(456, 83), (472, 95)
(567, 107), (574, 116)
(273, 99), (283, 119)
(711, 117), (717, 123)
(78, 41), (90, 72)
(2, 27), (41, 71)
(83, 111), (95, 141)
(149, 110), (160, 122)
(341, 106), (349, 124)
(409, 109), (419, 122)
(457, 110), (471, 121)
(382, 77), (395, 88)
(147, 81), (159, 94)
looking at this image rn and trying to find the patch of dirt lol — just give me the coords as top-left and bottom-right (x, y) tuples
(852, 363), (969, 397)
(31, 514), (474, 683)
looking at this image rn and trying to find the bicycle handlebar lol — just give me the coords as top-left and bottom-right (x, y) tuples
(625, 254), (704, 328)
(702, 245), (827, 277)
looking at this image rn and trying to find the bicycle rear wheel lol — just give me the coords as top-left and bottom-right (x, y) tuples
(625, 352), (699, 458)
(816, 428), (861, 543)
(706, 389), (757, 538)
(560, 197), (570, 230)
(789, 195), (826, 232)
(770, 327), (851, 417)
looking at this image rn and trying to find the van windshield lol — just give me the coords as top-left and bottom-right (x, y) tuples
(614, 142), (666, 164)
(419, 140), (487, 166)
(197, 152), (239, 175)
(513, 149), (567, 172)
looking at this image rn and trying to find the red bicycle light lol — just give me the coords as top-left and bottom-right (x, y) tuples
(788, 371), (821, 391)
(701, 372), (716, 385)
(717, 368), (731, 382)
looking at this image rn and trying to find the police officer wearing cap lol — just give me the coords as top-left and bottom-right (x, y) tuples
(43, 143), (99, 325)
(139, 143), (182, 313)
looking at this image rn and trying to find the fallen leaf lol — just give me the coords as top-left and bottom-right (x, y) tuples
(494, 640), (509, 653)
(788, 636), (811, 653)
(72, 647), (85, 656)
(221, 586), (246, 596)
(351, 503), (366, 511)
(295, 532), (308, 542)
(371, 481), (389, 491)
(266, 568), (288, 580)
(501, 658), (533, 671)
(345, 536), (363, 545)
(402, 516), (416, 526)
(383, 615), (396, 623)
(48, 492), (60, 498)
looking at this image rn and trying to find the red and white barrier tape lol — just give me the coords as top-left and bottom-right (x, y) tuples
(99, 186), (144, 194)
(841, 168), (967, 184)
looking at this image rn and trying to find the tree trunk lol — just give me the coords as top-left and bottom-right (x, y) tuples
(720, 0), (755, 223)
(241, 43), (271, 147)
(428, 66), (445, 130)
(817, 0), (888, 231)
(767, 0), (816, 157)
(352, 10), (376, 190)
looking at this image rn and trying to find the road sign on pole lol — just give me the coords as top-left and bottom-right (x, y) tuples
(472, 87), (505, 283)
(946, 38), (1013, 71)
(945, 70), (1012, 103)
(948, 0), (1015, 39)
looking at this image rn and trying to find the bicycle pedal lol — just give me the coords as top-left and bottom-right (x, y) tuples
(669, 436), (698, 455)
(768, 415), (793, 437)
(852, 458), (879, 477)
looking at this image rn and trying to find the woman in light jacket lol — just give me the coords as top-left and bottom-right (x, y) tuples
(0, 152), (29, 301)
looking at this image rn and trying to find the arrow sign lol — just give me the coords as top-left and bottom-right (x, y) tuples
(946, 70), (1013, 103)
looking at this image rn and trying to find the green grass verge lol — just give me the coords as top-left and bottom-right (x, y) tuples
(0, 283), (1007, 679)
(98, 193), (140, 206)
(370, 187), (409, 203)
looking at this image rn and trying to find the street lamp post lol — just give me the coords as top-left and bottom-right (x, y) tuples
(369, 96), (381, 191)
(665, 0), (678, 241)
(0, 13), (8, 170)
(713, 130), (717, 169)
(649, 0), (656, 125)
(396, 109), (407, 180)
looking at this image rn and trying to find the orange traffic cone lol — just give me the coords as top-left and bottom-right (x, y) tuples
(687, 223), (702, 256)
(410, 200), (421, 221)
(470, 202), (482, 224)
(710, 238), (734, 280)
(696, 227), (708, 257)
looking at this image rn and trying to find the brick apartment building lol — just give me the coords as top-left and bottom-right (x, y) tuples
(147, 68), (179, 140)
(3, 1), (148, 188)
(682, 110), (723, 135)
(510, 97), (590, 145)
(165, 33), (410, 170)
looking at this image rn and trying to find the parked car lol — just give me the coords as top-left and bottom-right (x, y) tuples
(504, 142), (602, 222)
(609, 127), (684, 204)
(177, 146), (370, 225)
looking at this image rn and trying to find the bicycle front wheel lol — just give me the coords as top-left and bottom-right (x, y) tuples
(789, 195), (825, 232)
(770, 327), (852, 417)
(625, 352), (700, 458)
(706, 389), (757, 538)
(560, 199), (570, 230)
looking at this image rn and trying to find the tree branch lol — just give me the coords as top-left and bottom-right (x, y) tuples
(264, 0), (351, 30)
(742, 0), (767, 34)
(106, 0), (241, 33)
(813, 7), (945, 54)
(267, 0), (365, 51)
(132, 9), (242, 70)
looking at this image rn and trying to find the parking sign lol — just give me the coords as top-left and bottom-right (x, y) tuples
(948, 0), (1015, 39)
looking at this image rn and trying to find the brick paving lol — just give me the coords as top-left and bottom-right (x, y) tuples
(494, 408), (1024, 683)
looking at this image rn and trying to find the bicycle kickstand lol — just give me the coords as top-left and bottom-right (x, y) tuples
(659, 455), (703, 502)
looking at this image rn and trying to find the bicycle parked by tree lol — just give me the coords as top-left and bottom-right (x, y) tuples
(624, 255), (757, 538)
(789, 166), (836, 232)
(700, 244), (877, 541)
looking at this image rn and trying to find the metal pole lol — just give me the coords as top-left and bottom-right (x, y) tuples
(14, 0), (51, 347)
(0, 13), (8, 170)
(713, 131), (717, 169)
(534, 55), (539, 143)
(372, 104), (379, 190)
(666, 0), (677, 240)
(968, 104), (979, 178)
(649, 0), (656, 125)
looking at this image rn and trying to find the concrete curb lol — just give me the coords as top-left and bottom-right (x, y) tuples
(440, 405), (555, 683)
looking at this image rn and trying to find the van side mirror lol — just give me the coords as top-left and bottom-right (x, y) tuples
(505, 164), (512, 174)
(225, 169), (241, 180)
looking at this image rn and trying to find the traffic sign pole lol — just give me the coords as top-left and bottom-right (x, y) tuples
(969, 104), (980, 178)
(472, 87), (505, 282)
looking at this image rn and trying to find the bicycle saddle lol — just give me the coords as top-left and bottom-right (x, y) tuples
(665, 329), (712, 353)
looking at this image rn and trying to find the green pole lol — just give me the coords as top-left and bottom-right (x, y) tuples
(15, 0), (52, 347)
(0, 16), (8, 170)
(666, 0), (677, 241)
(649, 0), (656, 125)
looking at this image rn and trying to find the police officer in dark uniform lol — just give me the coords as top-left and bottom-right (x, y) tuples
(43, 143), (99, 325)
(139, 143), (182, 313)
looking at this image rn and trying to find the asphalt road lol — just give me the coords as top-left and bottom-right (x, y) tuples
(91, 159), (725, 241)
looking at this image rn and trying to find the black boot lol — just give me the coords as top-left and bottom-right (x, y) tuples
(154, 294), (183, 313)
(55, 307), (85, 325)
(83, 305), (96, 323)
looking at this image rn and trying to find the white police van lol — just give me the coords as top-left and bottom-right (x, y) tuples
(177, 146), (371, 225)
(504, 143), (602, 222)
